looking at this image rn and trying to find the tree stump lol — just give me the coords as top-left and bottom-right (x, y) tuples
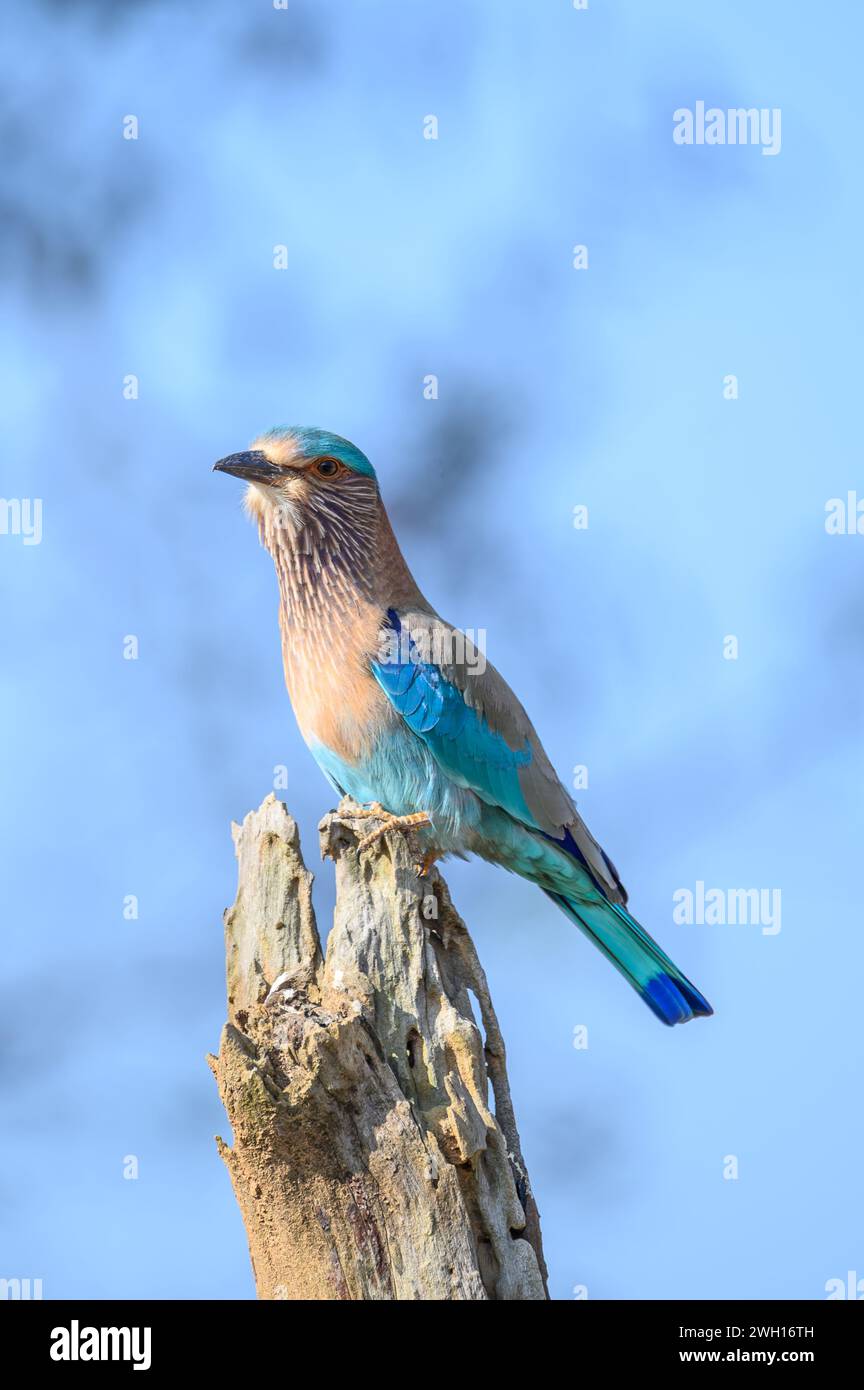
(209, 794), (548, 1301)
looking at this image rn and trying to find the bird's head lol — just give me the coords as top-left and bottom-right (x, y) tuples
(213, 426), (379, 551)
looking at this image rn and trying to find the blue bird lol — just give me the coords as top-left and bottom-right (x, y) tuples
(215, 427), (713, 1027)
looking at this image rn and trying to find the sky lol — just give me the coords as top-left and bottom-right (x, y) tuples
(1, 0), (862, 1301)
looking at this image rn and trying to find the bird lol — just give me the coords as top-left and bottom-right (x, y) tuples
(214, 426), (712, 1027)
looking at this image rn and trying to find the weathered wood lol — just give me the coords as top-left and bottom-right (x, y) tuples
(210, 793), (548, 1301)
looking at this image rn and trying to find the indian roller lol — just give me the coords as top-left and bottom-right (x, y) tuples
(214, 427), (712, 1027)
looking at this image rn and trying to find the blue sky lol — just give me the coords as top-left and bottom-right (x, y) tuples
(2, 0), (862, 1300)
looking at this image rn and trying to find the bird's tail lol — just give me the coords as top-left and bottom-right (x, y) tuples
(545, 890), (713, 1026)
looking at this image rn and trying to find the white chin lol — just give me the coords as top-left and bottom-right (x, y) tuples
(242, 480), (274, 514)
(244, 480), (305, 538)
(274, 499), (304, 536)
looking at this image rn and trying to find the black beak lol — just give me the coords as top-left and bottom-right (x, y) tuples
(212, 450), (284, 484)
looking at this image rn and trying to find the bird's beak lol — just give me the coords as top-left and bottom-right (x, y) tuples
(212, 450), (284, 484)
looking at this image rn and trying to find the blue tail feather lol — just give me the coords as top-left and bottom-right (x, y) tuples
(544, 889), (713, 1026)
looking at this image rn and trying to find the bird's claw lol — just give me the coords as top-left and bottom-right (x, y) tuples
(353, 808), (433, 855)
(415, 850), (439, 878)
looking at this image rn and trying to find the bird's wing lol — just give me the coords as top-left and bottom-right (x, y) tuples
(370, 607), (627, 902)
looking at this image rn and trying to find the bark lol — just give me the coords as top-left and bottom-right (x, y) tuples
(209, 793), (548, 1301)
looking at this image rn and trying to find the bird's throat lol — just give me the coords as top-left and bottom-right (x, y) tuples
(261, 492), (427, 755)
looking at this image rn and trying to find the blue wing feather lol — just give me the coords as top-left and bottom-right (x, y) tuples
(371, 609), (538, 827)
(368, 614), (712, 1025)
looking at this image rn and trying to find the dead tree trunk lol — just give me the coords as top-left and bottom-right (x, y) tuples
(209, 794), (548, 1301)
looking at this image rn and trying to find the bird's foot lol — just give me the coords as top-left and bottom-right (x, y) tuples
(355, 807), (433, 854)
(348, 802), (389, 822)
(415, 850), (440, 878)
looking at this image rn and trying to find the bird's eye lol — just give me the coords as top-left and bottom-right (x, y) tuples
(314, 457), (341, 478)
